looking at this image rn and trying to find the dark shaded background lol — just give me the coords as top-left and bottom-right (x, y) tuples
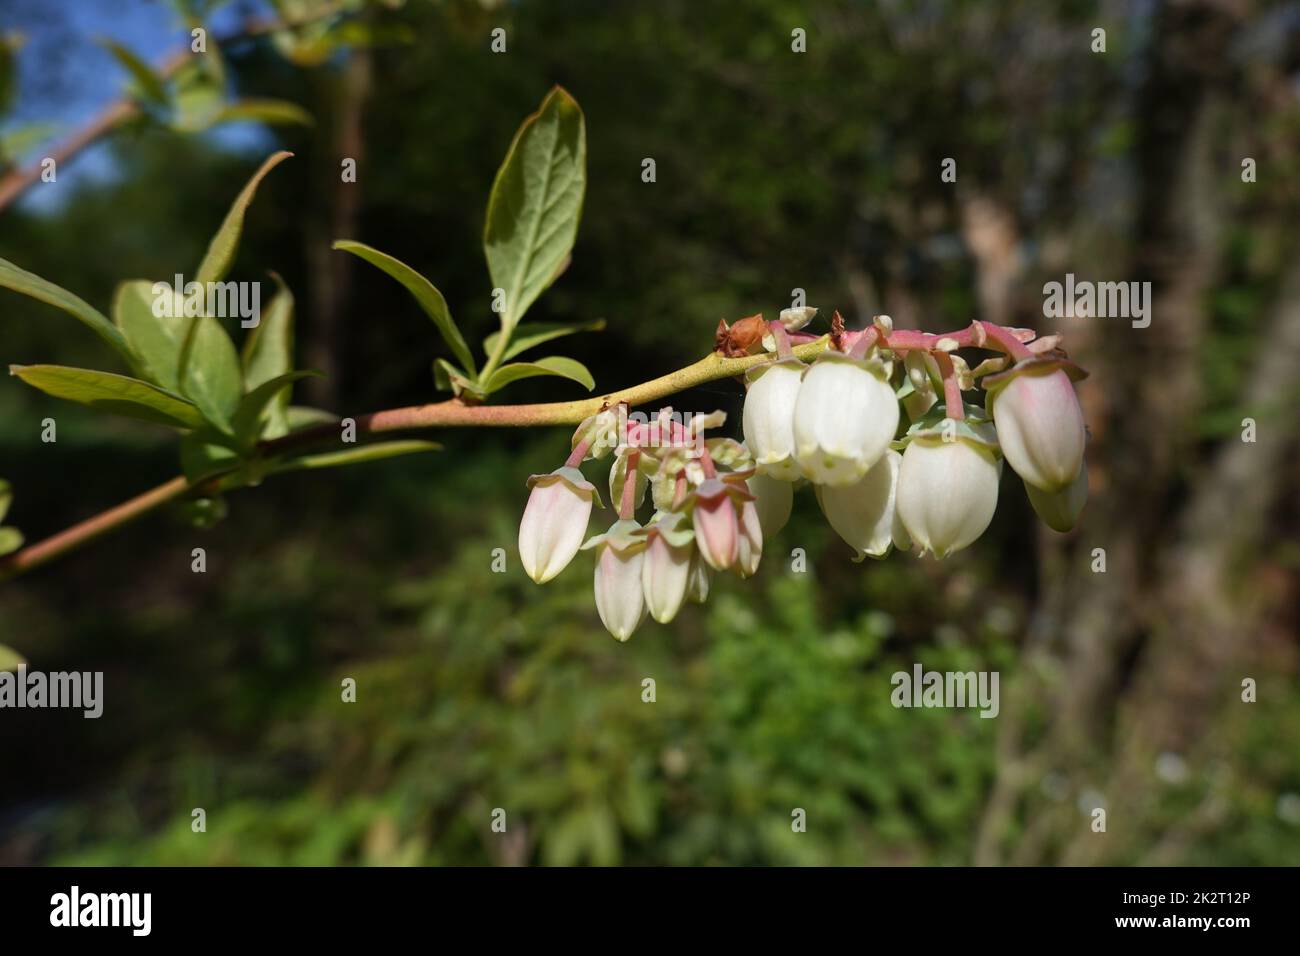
(0, 0), (1297, 865)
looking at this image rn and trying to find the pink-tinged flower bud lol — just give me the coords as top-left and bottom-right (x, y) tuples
(642, 514), (694, 624)
(816, 449), (901, 560)
(742, 359), (804, 480)
(736, 499), (764, 577)
(518, 466), (598, 584)
(1026, 460), (1087, 532)
(793, 352), (899, 486)
(692, 478), (740, 570)
(987, 364), (1085, 492)
(582, 519), (648, 641)
(686, 551), (711, 603)
(896, 437), (1000, 558)
(747, 472), (792, 538)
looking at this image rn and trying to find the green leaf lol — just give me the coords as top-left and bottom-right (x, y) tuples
(231, 370), (319, 447)
(0, 32), (24, 117)
(268, 440), (441, 474)
(0, 643), (25, 673)
(483, 356), (594, 395)
(483, 86), (586, 341)
(241, 274), (295, 438)
(178, 316), (243, 433)
(195, 151), (292, 285)
(433, 357), (484, 400)
(483, 318), (604, 363)
(9, 364), (206, 429)
(286, 405), (339, 431)
(0, 257), (132, 359)
(0, 478), (11, 524)
(208, 98), (313, 127)
(333, 240), (476, 374)
(180, 429), (240, 482)
(113, 279), (189, 391)
(101, 40), (169, 107)
(0, 526), (21, 557)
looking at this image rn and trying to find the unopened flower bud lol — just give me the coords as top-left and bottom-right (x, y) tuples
(1026, 460), (1088, 532)
(736, 499), (764, 577)
(742, 359), (804, 480)
(686, 551), (711, 603)
(793, 352), (899, 486)
(817, 449), (901, 560)
(779, 306), (817, 331)
(987, 364), (1085, 492)
(518, 466), (598, 584)
(642, 514), (694, 624)
(582, 519), (648, 641)
(692, 478), (740, 570)
(896, 436), (1000, 558)
(747, 472), (792, 538)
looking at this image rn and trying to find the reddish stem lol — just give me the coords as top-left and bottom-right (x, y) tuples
(933, 351), (965, 421)
(976, 321), (1034, 361)
(565, 436), (592, 468)
(619, 450), (641, 520)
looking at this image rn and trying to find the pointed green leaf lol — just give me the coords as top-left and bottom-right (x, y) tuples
(483, 86), (586, 340)
(483, 318), (604, 363)
(433, 357), (484, 399)
(232, 370), (319, 447)
(268, 439), (441, 474)
(0, 257), (131, 359)
(0, 528), (21, 558)
(286, 405), (339, 431)
(483, 356), (594, 395)
(241, 274), (295, 438)
(0, 643), (25, 673)
(10, 364), (205, 429)
(179, 315), (243, 433)
(112, 279), (191, 391)
(101, 40), (169, 107)
(180, 429), (240, 483)
(333, 240), (476, 374)
(195, 151), (292, 285)
(208, 98), (313, 127)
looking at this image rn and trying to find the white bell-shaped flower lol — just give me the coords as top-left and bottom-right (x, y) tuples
(747, 471), (793, 539)
(641, 513), (694, 624)
(793, 352), (899, 486)
(987, 364), (1085, 492)
(736, 499), (764, 577)
(581, 519), (648, 641)
(817, 449), (901, 560)
(897, 435), (1000, 557)
(742, 359), (804, 480)
(518, 466), (598, 584)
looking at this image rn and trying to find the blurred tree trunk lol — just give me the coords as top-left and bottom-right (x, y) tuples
(972, 0), (1300, 865)
(304, 45), (373, 409)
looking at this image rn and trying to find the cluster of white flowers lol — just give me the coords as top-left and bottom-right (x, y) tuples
(519, 310), (1088, 641)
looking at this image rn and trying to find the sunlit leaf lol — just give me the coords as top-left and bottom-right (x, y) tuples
(232, 370), (319, 447)
(178, 315), (243, 433)
(483, 86), (586, 342)
(0, 257), (132, 359)
(9, 364), (206, 429)
(195, 151), (292, 285)
(268, 440), (441, 473)
(333, 240), (476, 375)
(482, 318), (604, 363)
(0, 643), (24, 673)
(101, 40), (169, 107)
(208, 98), (313, 127)
(113, 279), (189, 391)
(241, 274), (295, 438)
(483, 356), (594, 395)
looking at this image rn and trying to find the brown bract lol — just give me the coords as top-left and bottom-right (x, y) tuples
(714, 313), (768, 357)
